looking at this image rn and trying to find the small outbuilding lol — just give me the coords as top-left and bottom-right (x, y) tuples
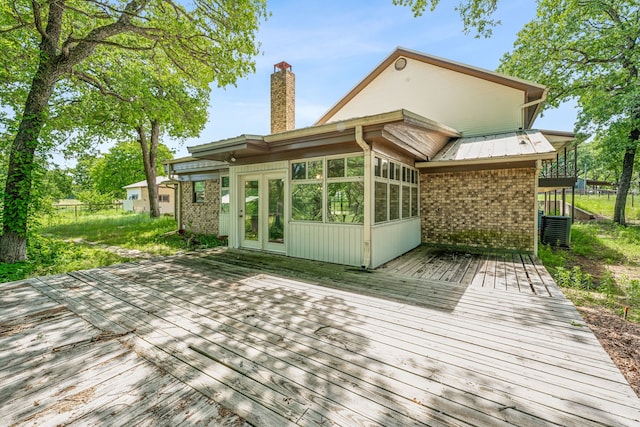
(122, 176), (176, 215)
(165, 47), (575, 268)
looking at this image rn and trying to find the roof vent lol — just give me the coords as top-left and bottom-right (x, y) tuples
(394, 58), (407, 71)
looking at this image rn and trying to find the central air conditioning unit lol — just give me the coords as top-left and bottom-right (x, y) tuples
(540, 215), (571, 247)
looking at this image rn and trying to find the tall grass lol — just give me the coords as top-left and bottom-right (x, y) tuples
(539, 220), (640, 322)
(1, 212), (220, 283)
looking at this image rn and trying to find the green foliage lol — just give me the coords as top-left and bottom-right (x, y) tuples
(392, 0), (499, 37)
(75, 190), (115, 212)
(542, 220), (640, 322)
(599, 270), (619, 307)
(90, 140), (173, 198)
(2, 212), (222, 282)
(554, 265), (594, 290)
(499, 0), (640, 225)
(573, 194), (640, 222)
(0, 0), (268, 262)
(0, 234), (129, 283)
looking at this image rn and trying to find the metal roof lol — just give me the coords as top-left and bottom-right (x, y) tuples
(422, 130), (556, 166)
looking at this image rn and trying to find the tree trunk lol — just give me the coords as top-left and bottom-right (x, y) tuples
(613, 127), (639, 225)
(0, 64), (59, 263)
(139, 119), (160, 218)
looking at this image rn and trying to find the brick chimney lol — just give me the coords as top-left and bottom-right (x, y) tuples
(271, 61), (295, 133)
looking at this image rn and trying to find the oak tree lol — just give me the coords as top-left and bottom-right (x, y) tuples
(499, 0), (640, 225)
(0, 0), (267, 262)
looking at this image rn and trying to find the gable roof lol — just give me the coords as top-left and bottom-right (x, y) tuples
(315, 47), (548, 130)
(122, 176), (173, 189)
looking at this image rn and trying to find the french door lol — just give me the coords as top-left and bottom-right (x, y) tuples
(239, 173), (286, 252)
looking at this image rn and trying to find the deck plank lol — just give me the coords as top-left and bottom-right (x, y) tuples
(2, 248), (639, 427)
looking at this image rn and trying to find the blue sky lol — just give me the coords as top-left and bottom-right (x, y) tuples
(61, 0), (578, 163)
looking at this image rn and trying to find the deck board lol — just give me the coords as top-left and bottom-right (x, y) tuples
(2, 247), (639, 426)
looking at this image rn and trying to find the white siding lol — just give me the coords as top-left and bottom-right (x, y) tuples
(327, 58), (524, 135)
(371, 218), (421, 268)
(233, 161), (289, 174)
(288, 223), (363, 266)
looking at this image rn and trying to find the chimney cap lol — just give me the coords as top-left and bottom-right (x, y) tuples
(274, 61), (292, 73)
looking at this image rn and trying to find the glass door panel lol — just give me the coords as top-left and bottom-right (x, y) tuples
(244, 179), (259, 243)
(267, 177), (285, 244)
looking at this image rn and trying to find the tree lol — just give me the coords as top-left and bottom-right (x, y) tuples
(393, 0), (500, 37)
(0, 1), (267, 262)
(91, 140), (173, 199)
(69, 48), (210, 217)
(499, 0), (640, 225)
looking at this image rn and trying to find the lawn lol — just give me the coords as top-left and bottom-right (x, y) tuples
(539, 220), (640, 323)
(1, 211), (220, 283)
(573, 193), (640, 220)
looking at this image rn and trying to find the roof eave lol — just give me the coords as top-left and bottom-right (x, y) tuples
(415, 152), (557, 169)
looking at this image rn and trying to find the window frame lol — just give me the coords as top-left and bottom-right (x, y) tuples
(192, 181), (205, 203)
(373, 155), (419, 224)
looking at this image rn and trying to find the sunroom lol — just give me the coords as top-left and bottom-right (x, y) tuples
(177, 110), (458, 268)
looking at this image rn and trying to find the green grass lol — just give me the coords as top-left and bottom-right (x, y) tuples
(572, 193), (640, 220)
(1, 211), (220, 283)
(539, 220), (640, 322)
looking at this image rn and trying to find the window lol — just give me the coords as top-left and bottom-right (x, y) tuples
(220, 176), (230, 213)
(292, 183), (323, 221)
(292, 160), (323, 180)
(159, 194), (170, 203)
(291, 158), (323, 221)
(374, 181), (387, 223)
(193, 181), (205, 203)
(290, 155), (364, 224)
(389, 183), (400, 220)
(327, 155), (364, 223)
(129, 194), (139, 200)
(327, 181), (364, 223)
(374, 156), (418, 223)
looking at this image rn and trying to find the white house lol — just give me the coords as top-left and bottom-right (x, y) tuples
(122, 176), (176, 215)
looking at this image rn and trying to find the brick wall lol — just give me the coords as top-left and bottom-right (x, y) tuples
(179, 180), (220, 235)
(420, 167), (536, 251)
(270, 69), (295, 133)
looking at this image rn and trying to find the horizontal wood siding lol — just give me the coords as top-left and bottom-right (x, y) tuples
(371, 218), (421, 268)
(289, 222), (363, 266)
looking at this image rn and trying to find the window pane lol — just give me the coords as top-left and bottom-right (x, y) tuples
(268, 178), (285, 243)
(389, 183), (399, 220)
(327, 158), (345, 178)
(347, 156), (364, 177)
(389, 163), (395, 181)
(374, 157), (381, 177)
(381, 159), (388, 178)
(221, 176), (229, 187)
(411, 186), (418, 217)
(221, 189), (230, 213)
(327, 181), (364, 223)
(375, 181), (387, 223)
(402, 185), (410, 218)
(308, 160), (323, 180)
(291, 183), (323, 221)
(292, 162), (306, 180)
(193, 181), (205, 203)
(244, 180), (259, 241)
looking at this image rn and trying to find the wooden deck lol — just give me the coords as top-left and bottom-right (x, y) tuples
(2, 247), (639, 426)
(380, 246), (563, 297)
